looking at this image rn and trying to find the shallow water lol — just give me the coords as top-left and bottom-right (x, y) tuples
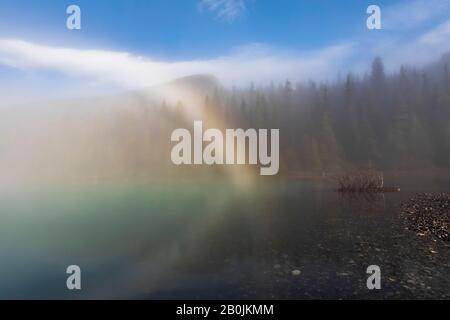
(0, 176), (449, 299)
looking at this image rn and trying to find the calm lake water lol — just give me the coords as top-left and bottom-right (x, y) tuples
(0, 176), (449, 299)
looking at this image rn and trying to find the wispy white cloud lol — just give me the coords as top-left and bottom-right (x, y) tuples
(419, 19), (450, 45)
(198, 0), (247, 22)
(384, 0), (450, 29)
(340, 0), (450, 74)
(0, 39), (353, 90)
(2, 2), (450, 105)
(382, 19), (450, 68)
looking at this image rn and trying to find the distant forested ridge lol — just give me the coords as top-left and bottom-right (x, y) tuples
(180, 55), (450, 173)
(1, 55), (449, 182)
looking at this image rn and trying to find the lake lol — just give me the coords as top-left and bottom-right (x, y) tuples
(0, 175), (449, 299)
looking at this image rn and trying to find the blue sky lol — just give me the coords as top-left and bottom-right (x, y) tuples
(0, 0), (450, 103)
(0, 0), (414, 58)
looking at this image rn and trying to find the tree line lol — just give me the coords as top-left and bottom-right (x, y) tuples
(170, 55), (450, 173)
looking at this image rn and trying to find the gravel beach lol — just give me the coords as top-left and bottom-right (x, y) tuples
(401, 193), (450, 242)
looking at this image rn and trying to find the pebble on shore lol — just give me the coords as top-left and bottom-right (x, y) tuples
(401, 193), (449, 242)
(291, 270), (301, 276)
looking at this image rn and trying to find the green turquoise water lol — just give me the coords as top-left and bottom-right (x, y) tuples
(0, 177), (448, 299)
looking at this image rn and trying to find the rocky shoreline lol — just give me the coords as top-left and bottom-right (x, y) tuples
(401, 193), (450, 242)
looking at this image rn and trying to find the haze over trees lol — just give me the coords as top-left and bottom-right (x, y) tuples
(0, 54), (449, 182)
(185, 54), (450, 173)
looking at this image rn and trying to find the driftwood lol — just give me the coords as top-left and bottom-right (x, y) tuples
(331, 169), (400, 193)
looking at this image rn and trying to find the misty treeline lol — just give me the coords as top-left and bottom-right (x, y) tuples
(1, 55), (449, 183)
(188, 55), (450, 173)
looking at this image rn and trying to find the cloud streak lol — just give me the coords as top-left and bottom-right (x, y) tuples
(0, 39), (353, 90)
(199, 0), (247, 22)
(1, 2), (450, 104)
(387, 19), (450, 67)
(384, 0), (450, 29)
